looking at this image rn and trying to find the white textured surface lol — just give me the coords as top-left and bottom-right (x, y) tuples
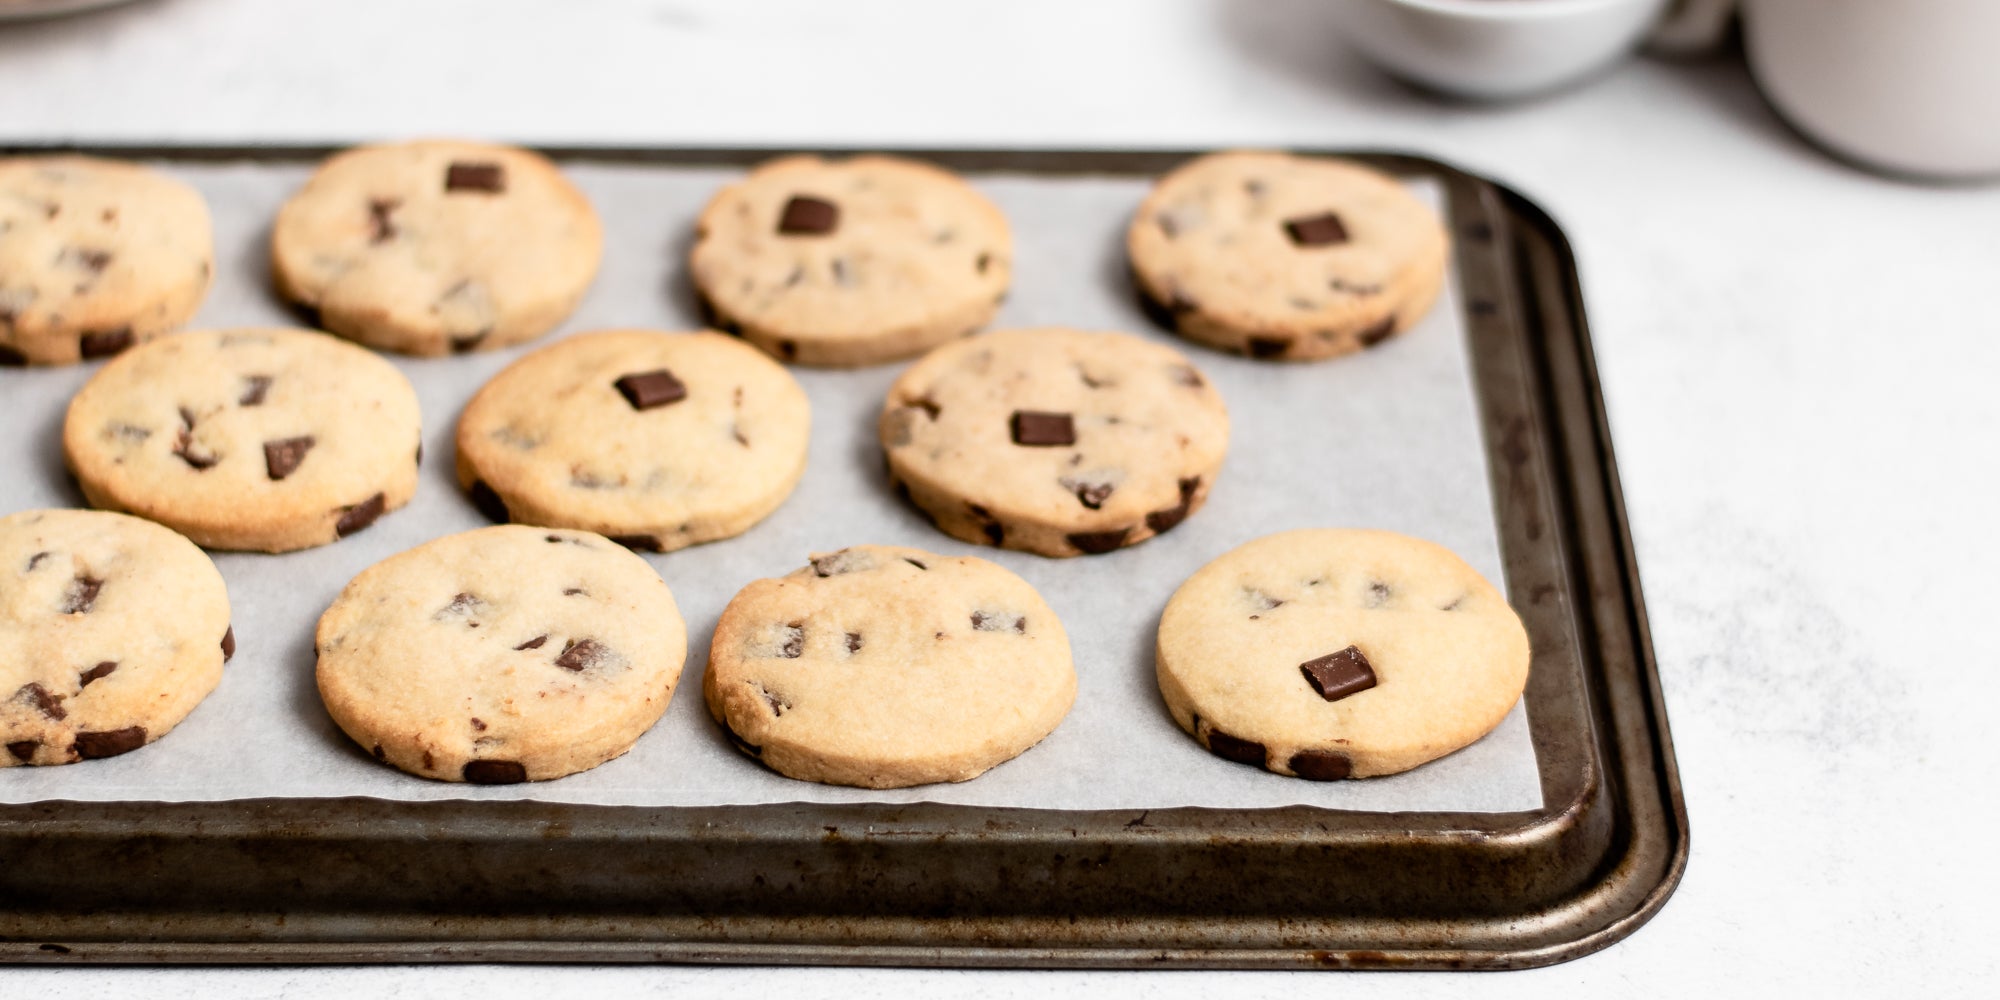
(3, 0), (1998, 996)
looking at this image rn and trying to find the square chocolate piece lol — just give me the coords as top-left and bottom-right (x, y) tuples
(445, 162), (506, 194)
(1283, 212), (1349, 247)
(777, 195), (839, 235)
(1300, 645), (1377, 702)
(613, 369), (688, 411)
(1010, 410), (1075, 447)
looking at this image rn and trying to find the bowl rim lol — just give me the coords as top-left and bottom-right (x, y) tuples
(1370, 0), (1663, 20)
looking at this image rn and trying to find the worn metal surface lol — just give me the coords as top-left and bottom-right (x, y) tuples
(0, 146), (1686, 969)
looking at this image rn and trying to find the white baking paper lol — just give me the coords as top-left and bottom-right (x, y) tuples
(0, 160), (1541, 812)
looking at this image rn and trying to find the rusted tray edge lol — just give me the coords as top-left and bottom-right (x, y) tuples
(0, 145), (1683, 969)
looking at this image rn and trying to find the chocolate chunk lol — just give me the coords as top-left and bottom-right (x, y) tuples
(1146, 477), (1201, 534)
(17, 682), (65, 720)
(1283, 212), (1349, 247)
(811, 549), (873, 577)
(845, 632), (863, 654)
(1289, 749), (1354, 781)
(25, 551), (50, 572)
(609, 534), (663, 553)
(73, 726), (146, 759)
(1440, 595), (1466, 612)
(515, 634), (549, 651)
(78, 661), (118, 687)
(777, 195), (838, 235)
(976, 252), (992, 274)
(449, 330), (489, 354)
(613, 369), (686, 411)
(463, 759), (527, 784)
(1059, 477), (1114, 510)
(470, 718), (487, 731)
(61, 575), (102, 614)
(1358, 316), (1396, 347)
(1300, 646), (1377, 703)
(903, 557), (928, 571)
(555, 638), (609, 672)
(562, 587), (586, 597)
(0, 343), (27, 366)
(964, 503), (1005, 546)
(371, 743), (386, 761)
(436, 592), (483, 619)
(1171, 364), (1204, 388)
(444, 162), (506, 193)
(239, 375), (273, 406)
(971, 611), (1026, 633)
(367, 198), (399, 243)
(1010, 410), (1075, 447)
(79, 328), (132, 359)
(221, 626), (235, 661)
(1067, 527), (1131, 555)
(912, 396), (941, 420)
(73, 248), (112, 273)
(1247, 336), (1291, 359)
(1205, 729), (1267, 768)
(755, 683), (789, 716)
(422, 750), (436, 770)
(263, 435), (316, 480)
(780, 624), (804, 658)
(1366, 581), (1393, 608)
(469, 480), (510, 523)
(776, 339), (797, 360)
(6, 741), (35, 762)
(334, 492), (387, 537)
(724, 721), (763, 757)
(172, 425), (218, 471)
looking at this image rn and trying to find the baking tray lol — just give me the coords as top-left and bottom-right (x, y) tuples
(0, 145), (1686, 969)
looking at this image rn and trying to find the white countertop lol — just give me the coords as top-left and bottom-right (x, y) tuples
(3, 1), (1996, 996)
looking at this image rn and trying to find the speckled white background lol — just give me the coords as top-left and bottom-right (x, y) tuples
(2, 0), (1997, 996)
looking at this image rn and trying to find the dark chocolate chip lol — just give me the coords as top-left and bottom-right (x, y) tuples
(367, 198), (399, 243)
(469, 480), (510, 523)
(17, 682), (65, 720)
(1171, 364), (1204, 388)
(1283, 212), (1349, 247)
(449, 330), (489, 354)
(1146, 476), (1201, 535)
(903, 557), (927, 570)
(1367, 581), (1393, 608)
(61, 575), (102, 614)
(976, 252), (992, 274)
(755, 683), (789, 716)
(776, 339), (797, 360)
(1067, 527), (1131, 555)
(609, 534), (663, 553)
(555, 638), (609, 672)
(437, 592), (483, 619)
(78, 661), (117, 687)
(1300, 646), (1378, 703)
(724, 721), (763, 757)
(1247, 336), (1291, 359)
(73, 248), (113, 273)
(79, 328), (132, 359)
(334, 492), (387, 538)
(1441, 595), (1466, 612)
(263, 435), (316, 481)
(612, 369), (687, 411)
(463, 759), (527, 784)
(1358, 316), (1397, 347)
(1205, 729), (1267, 768)
(971, 611), (1025, 633)
(912, 396), (941, 420)
(845, 632), (863, 654)
(515, 634), (549, 650)
(25, 551), (51, 572)
(73, 726), (145, 759)
(776, 195), (838, 235)
(6, 741), (35, 762)
(1010, 410), (1075, 447)
(1061, 477), (1114, 510)
(967, 503), (1005, 546)
(172, 426), (218, 471)
(0, 343), (26, 367)
(562, 587), (586, 596)
(811, 550), (870, 577)
(422, 750), (436, 770)
(470, 717), (487, 731)
(1289, 749), (1354, 781)
(444, 162), (506, 193)
(239, 375), (273, 406)
(221, 626), (235, 662)
(780, 624), (804, 659)
(371, 743), (386, 761)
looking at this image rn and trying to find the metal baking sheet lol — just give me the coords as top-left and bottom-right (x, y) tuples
(0, 160), (1539, 813)
(0, 146), (1686, 970)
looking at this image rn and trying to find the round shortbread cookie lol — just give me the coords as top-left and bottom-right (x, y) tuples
(1156, 529), (1529, 779)
(689, 154), (1012, 367)
(63, 327), (422, 553)
(705, 545), (1075, 788)
(1128, 150), (1449, 362)
(880, 327), (1229, 558)
(271, 140), (603, 356)
(315, 525), (687, 784)
(0, 155), (213, 366)
(455, 329), (811, 554)
(1, 508), (232, 767)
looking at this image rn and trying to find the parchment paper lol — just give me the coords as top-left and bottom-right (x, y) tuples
(0, 159), (1541, 812)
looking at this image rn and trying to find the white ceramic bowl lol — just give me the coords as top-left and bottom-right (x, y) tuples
(1744, 0), (2000, 181)
(1333, 0), (1669, 101)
